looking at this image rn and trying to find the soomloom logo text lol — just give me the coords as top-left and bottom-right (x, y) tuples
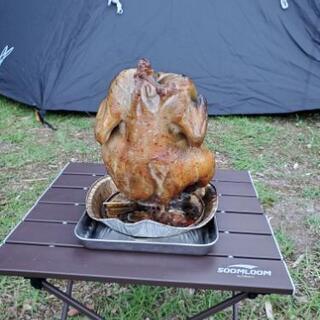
(217, 264), (272, 278)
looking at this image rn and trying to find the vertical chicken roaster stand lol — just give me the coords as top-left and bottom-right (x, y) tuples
(0, 163), (294, 320)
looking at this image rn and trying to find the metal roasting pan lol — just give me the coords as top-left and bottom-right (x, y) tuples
(74, 212), (219, 255)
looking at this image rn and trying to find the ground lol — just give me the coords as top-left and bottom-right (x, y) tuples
(0, 96), (319, 319)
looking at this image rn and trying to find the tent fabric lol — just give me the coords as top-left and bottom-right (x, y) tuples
(0, 0), (319, 115)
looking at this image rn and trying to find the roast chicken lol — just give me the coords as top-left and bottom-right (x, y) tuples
(95, 59), (215, 205)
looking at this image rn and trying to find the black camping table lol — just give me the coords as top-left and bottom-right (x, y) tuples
(0, 162), (294, 320)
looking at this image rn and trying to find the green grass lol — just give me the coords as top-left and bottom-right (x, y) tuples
(305, 214), (320, 238)
(275, 229), (295, 258)
(0, 96), (319, 319)
(254, 181), (278, 208)
(93, 286), (231, 319)
(206, 116), (278, 172)
(303, 186), (320, 200)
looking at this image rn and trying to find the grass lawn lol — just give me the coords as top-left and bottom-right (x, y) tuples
(0, 96), (319, 319)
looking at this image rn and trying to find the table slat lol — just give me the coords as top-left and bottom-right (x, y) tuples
(208, 233), (280, 259)
(218, 196), (263, 214)
(63, 162), (252, 183)
(40, 188), (263, 214)
(53, 175), (257, 198)
(26, 203), (85, 222)
(25, 204), (270, 235)
(40, 188), (87, 204)
(64, 162), (106, 175)
(213, 170), (251, 183)
(53, 174), (100, 188)
(214, 181), (256, 197)
(0, 243), (293, 294)
(216, 212), (271, 235)
(7, 222), (81, 247)
(6, 221), (280, 260)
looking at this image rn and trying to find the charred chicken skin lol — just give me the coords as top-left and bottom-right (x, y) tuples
(95, 59), (215, 205)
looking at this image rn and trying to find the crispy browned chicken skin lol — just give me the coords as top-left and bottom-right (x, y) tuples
(95, 59), (215, 205)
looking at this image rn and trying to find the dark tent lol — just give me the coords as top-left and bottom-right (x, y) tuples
(0, 0), (319, 115)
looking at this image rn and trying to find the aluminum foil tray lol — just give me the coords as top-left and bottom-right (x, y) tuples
(74, 212), (219, 255)
(85, 176), (218, 238)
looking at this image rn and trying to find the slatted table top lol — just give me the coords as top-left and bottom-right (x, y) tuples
(0, 162), (294, 295)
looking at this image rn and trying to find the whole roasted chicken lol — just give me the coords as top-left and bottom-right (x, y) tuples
(95, 59), (215, 206)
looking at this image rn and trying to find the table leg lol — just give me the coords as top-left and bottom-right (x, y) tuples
(41, 280), (102, 320)
(232, 291), (238, 320)
(188, 292), (248, 320)
(61, 280), (73, 320)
